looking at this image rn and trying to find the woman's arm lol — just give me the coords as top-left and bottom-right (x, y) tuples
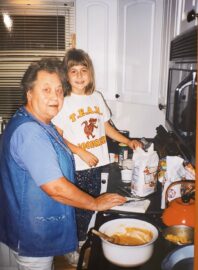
(41, 177), (126, 211)
(104, 121), (142, 150)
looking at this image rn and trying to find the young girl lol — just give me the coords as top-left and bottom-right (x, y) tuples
(53, 48), (141, 264)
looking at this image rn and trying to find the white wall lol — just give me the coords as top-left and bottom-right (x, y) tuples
(107, 100), (165, 138)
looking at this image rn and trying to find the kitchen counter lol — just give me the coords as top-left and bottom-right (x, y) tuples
(77, 163), (176, 270)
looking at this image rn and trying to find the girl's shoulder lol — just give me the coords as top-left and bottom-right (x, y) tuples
(93, 90), (104, 100)
(94, 91), (107, 105)
(94, 90), (102, 96)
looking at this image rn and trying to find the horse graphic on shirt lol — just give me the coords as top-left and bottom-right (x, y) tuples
(82, 118), (98, 139)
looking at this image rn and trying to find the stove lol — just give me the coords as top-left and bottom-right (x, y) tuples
(77, 211), (174, 270)
(76, 162), (174, 270)
(76, 124), (194, 270)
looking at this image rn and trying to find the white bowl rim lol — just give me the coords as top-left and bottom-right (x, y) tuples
(99, 218), (159, 247)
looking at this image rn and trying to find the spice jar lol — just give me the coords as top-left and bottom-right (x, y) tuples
(118, 143), (128, 167)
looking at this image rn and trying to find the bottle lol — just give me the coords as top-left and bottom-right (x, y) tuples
(118, 143), (128, 167)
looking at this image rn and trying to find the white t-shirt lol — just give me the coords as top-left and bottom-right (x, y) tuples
(52, 91), (110, 171)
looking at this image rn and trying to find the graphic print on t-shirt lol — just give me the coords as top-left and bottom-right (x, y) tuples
(81, 118), (98, 139)
(69, 106), (102, 122)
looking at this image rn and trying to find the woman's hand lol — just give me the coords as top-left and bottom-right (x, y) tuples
(94, 193), (126, 211)
(127, 139), (142, 150)
(78, 148), (99, 167)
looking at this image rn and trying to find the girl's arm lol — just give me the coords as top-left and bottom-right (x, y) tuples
(55, 125), (99, 167)
(104, 121), (142, 150)
(66, 139), (99, 167)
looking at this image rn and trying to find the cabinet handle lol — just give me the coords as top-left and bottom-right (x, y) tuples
(158, 103), (166, 110)
(187, 9), (198, 22)
(115, 94), (120, 99)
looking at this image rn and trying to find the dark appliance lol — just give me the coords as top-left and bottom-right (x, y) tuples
(165, 26), (197, 165)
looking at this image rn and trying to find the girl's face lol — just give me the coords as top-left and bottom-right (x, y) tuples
(67, 64), (90, 95)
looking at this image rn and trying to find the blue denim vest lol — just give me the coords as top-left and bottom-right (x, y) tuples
(0, 107), (78, 256)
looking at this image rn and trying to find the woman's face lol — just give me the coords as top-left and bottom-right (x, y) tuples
(67, 64), (90, 95)
(26, 70), (64, 123)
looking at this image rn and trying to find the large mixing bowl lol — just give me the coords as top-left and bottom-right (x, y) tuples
(99, 218), (158, 267)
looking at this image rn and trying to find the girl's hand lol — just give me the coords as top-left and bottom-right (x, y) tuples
(127, 139), (142, 150)
(78, 148), (99, 167)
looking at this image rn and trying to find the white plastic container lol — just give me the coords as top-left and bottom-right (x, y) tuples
(121, 169), (132, 183)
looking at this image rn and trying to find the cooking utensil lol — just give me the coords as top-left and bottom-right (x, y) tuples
(93, 224), (152, 245)
(118, 186), (144, 200)
(162, 180), (195, 227)
(118, 186), (132, 196)
(162, 225), (194, 245)
(91, 229), (116, 244)
(161, 244), (194, 270)
(124, 197), (145, 203)
(98, 218), (158, 267)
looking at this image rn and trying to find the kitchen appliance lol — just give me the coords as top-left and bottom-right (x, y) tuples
(162, 180), (195, 227)
(165, 26), (197, 165)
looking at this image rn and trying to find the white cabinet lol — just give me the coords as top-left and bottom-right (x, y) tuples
(175, 0), (198, 35)
(117, 0), (164, 105)
(158, 0), (177, 107)
(0, 243), (17, 270)
(76, 0), (164, 106)
(76, 0), (118, 100)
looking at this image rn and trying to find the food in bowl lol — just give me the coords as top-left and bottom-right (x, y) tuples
(162, 225), (194, 245)
(111, 227), (153, 245)
(165, 233), (192, 245)
(99, 218), (158, 267)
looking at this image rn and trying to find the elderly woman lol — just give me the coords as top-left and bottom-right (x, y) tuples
(0, 57), (126, 270)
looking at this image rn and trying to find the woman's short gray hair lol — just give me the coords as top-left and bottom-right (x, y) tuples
(21, 57), (66, 104)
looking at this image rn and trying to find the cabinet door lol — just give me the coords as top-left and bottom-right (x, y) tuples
(175, 0), (198, 35)
(158, 0), (177, 108)
(117, 0), (164, 105)
(76, 0), (117, 100)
